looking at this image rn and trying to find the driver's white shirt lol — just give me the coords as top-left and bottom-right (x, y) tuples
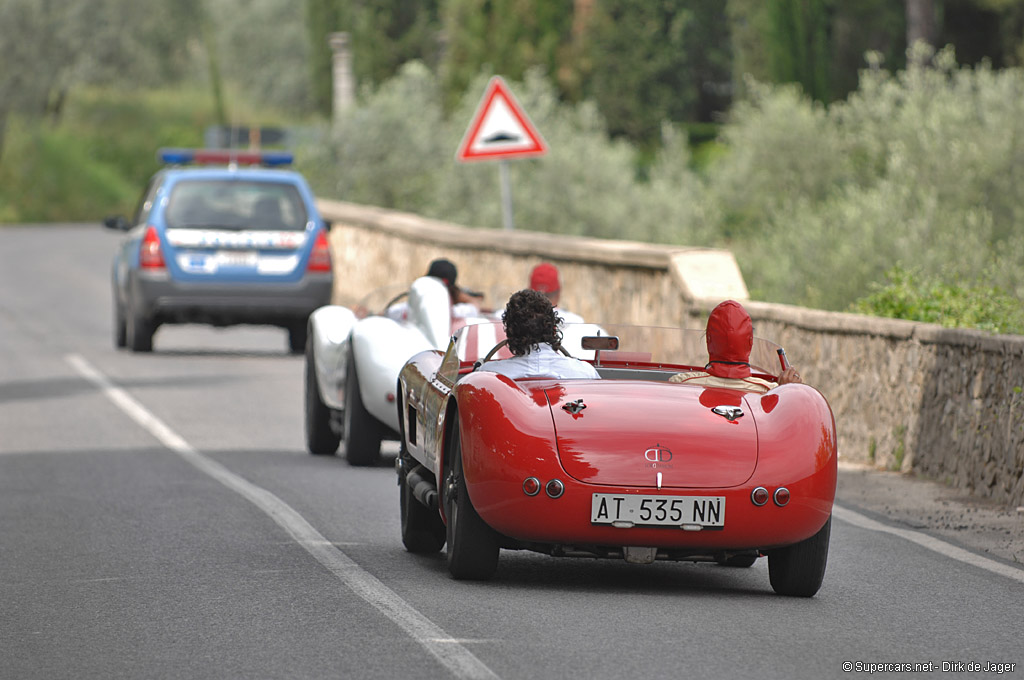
(484, 343), (600, 380)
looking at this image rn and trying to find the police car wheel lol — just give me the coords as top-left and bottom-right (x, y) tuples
(127, 307), (154, 353)
(113, 302), (127, 349)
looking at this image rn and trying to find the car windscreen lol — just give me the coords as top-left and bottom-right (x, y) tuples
(165, 180), (308, 231)
(454, 323), (787, 377)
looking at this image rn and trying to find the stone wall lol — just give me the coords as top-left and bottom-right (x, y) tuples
(319, 199), (1024, 506)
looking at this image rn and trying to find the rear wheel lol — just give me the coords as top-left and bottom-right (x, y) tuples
(305, 333), (340, 455)
(126, 303), (154, 353)
(444, 414), (499, 580)
(113, 299), (127, 349)
(343, 350), (384, 466)
(400, 463), (446, 554)
(768, 516), (831, 597)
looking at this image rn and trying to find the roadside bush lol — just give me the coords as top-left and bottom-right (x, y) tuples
(712, 47), (1024, 319)
(851, 265), (1024, 335)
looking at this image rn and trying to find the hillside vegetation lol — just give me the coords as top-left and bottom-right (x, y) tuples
(1, 52), (1021, 333)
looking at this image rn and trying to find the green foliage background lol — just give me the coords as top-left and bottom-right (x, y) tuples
(1, 1), (1022, 333)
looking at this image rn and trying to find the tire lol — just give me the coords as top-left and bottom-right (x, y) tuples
(304, 333), (340, 455)
(768, 515), (831, 597)
(113, 299), (127, 349)
(126, 303), (154, 353)
(716, 553), (758, 568)
(444, 414), (499, 580)
(400, 463), (446, 554)
(342, 349), (384, 466)
(288, 323), (307, 355)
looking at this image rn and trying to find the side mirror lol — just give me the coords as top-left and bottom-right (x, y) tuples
(103, 215), (131, 231)
(322, 219), (333, 232)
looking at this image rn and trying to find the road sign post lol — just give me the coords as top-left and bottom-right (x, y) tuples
(455, 76), (548, 231)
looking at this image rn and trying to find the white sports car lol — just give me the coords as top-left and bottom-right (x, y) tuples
(304, 276), (500, 465)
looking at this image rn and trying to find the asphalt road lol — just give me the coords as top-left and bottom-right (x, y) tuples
(2, 224), (1021, 680)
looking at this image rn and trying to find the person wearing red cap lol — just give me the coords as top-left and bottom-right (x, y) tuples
(669, 300), (802, 392)
(529, 262), (583, 324)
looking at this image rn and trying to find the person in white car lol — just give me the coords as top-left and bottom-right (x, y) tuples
(528, 261), (584, 324)
(482, 289), (600, 380)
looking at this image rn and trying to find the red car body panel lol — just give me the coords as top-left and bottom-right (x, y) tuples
(399, 325), (837, 558)
(453, 372), (835, 551)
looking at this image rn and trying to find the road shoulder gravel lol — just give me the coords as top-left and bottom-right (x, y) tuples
(836, 462), (1024, 568)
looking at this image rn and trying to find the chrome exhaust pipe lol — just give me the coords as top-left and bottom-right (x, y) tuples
(406, 464), (438, 510)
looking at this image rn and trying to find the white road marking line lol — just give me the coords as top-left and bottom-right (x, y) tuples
(66, 353), (499, 680)
(832, 505), (1024, 584)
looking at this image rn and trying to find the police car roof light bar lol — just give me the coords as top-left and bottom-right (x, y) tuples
(157, 148), (294, 167)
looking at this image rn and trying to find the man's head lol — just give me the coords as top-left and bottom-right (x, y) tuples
(502, 289), (562, 356)
(426, 258), (458, 287)
(705, 300), (753, 378)
(529, 262), (561, 304)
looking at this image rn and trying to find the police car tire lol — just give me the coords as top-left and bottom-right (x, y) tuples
(114, 302), (127, 349)
(343, 350), (383, 466)
(768, 515), (830, 597)
(127, 307), (154, 353)
(305, 334), (341, 455)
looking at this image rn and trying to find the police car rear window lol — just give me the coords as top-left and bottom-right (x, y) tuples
(165, 180), (308, 231)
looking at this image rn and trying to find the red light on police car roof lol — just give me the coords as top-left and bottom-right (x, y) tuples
(139, 225), (165, 269)
(307, 230), (332, 273)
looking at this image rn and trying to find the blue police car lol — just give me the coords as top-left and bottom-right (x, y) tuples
(104, 148), (334, 353)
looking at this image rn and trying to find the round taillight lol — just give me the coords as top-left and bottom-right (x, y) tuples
(774, 487), (791, 507)
(751, 487), (769, 506)
(545, 479), (565, 499)
(523, 477), (541, 496)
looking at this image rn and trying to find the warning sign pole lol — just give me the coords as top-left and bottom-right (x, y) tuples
(499, 160), (514, 231)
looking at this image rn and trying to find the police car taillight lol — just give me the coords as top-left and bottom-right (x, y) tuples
(307, 229), (332, 273)
(140, 225), (165, 269)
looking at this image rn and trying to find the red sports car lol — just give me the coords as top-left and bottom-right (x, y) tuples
(395, 323), (836, 597)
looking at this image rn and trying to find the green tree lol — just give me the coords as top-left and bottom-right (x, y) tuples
(582, 0), (700, 146)
(765, 0), (831, 101)
(209, 0), (313, 115)
(306, 0), (440, 116)
(306, 0), (352, 116)
(439, 0), (573, 108)
(0, 0), (202, 160)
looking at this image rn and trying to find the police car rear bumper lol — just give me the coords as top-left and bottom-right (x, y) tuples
(132, 272), (333, 327)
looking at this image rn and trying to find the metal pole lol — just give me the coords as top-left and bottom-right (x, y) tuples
(499, 159), (515, 231)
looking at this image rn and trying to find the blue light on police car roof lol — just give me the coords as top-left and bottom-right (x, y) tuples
(157, 148), (294, 167)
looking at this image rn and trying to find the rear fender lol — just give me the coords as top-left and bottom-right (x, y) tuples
(750, 384), (838, 530)
(352, 317), (433, 431)
(452, 373), (560, 527)
(309, 305), (357, 409)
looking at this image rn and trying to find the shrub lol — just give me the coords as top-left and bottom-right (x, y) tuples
(851, 265), (1024, 334)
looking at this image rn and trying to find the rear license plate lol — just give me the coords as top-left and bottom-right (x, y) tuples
(591, 494), (725, 528)
(216, 250), (258, 268)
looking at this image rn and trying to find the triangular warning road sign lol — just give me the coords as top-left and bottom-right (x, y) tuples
(455, 76), (549, 162)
